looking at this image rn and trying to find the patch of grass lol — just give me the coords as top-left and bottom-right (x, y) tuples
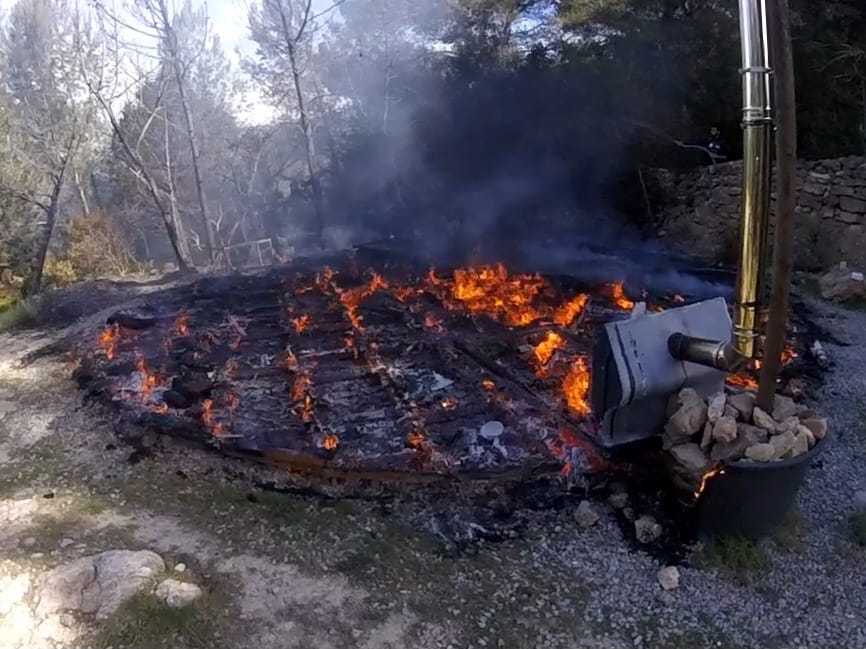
(696, 535), (769, 584)
(849, 512), (866, 547)
(0, 295), (37, 330)
(87, 590), (221, 649)
(771, 510), (808, 553)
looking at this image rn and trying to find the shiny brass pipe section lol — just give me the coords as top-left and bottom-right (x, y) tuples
(668, 0), (774, 372)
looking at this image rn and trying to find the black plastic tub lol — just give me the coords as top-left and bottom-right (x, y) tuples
(696, 434), (830, 540)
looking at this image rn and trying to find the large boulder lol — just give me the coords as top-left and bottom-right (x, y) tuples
(819, 264), (866, 302)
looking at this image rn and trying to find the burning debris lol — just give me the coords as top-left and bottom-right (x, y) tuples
(72, 253), (818, 490)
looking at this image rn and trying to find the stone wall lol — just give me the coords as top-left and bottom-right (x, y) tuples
(653, 156), (866, 271)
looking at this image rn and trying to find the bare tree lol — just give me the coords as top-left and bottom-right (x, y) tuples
(248, 0), (337, 244)
(78, 4), (194, 269)
(0, 0), (95, 295)
(137, 0), (217, 265)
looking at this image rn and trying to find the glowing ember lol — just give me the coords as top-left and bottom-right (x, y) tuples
(291, 373), (311, 403)
(726, 373), (758, 389)
(607, 282), (635, 310)
(285, 349), (299, 372)
(482, 379), (495, 391)
(153, 403), (168, 414)
(440, 397), (458, 411)
(135, 355), (159, 401)
(424, 312), (444, 333)
(532, 331), (566, 372)
(562, 357), (591, 415)
(694, 466), (726, 499)
(553, 294), (589, 327)
(407, 429), (426, 448)
(97, 323), (120, 360)
(322, 433), (339, 451)
(174, 313), (190, 336)
(292, 314), (312, 334)
(201, 398), (225, 437)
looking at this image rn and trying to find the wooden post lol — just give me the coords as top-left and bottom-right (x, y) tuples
(757, 0), (797, 411)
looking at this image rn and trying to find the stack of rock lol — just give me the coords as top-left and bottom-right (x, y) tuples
(663, 387), (828, 497)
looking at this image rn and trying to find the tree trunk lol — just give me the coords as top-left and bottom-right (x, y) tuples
(163, 106), (194, 266)
(74, 168), (90, 215)
(274, 3), (325, 246)
(156, 0), (216, 266)
(24, 182), (62, 297)
(757, 0), (797, 411)
(91, 89), (192, 271)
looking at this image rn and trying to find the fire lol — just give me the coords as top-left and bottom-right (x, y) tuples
(440, 397), (458, 411)
(407, 429), (426, 448)
(482, 379), (495, 391)
(292, 314), (312, 334)
(532, 331), (566, 372)
(694, 466), (726, 499)
(322, 433), (339, 451)
(562, 357), (591, 415)
(135, 355), (159, 401)
(291, 373), (311, 403)
(315, 266), (337, 292)
(607, 282), (635, 310)
(174, 313), (190, 336)
(726, 373), (758, 389)
(154, 403), (168, 415)
(97, 323), (120, 360)
(553, 294), (589, 327)
(447, 263), (546, 327)
(424, 312), (444, 333)
(285, 349), (299, 372)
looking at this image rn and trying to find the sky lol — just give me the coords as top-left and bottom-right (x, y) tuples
(0, 0), (338, 123)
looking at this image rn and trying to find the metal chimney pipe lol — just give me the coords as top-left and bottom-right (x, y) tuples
(668, 0), (774, 372)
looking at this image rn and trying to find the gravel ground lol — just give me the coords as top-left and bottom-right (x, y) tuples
(0, 282), (864, 649)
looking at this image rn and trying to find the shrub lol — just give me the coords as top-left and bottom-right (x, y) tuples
(63, 211), (140, 279)
(43, 256), (78, 288)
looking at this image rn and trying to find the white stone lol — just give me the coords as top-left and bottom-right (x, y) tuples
(728, 392), (756, 421)
(669, 443), (710, 474)
(796, 425), (816, 448)
(801, 418), (828, 441)
(711, 416), (738, 444)
(574, 500), (600, 529)
(657, 566), (680, 591)
(35, 550), (165, 620)
(479, 421), (504, 440)
(777, 416), (801, 435)
(154, 578), (203, 609)
(770, 431), (797, 459)
(752, 407), (777, 431)
(744, 443), (776, 462)
(707, 392), (726, 423)
(174, 563), (187, 573)
(635, 516), (663, 544)
(773, 394), (800, 421)
(785, 432), (810, 459)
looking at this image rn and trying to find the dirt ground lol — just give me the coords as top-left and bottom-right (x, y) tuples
(1, 277), (864, 649)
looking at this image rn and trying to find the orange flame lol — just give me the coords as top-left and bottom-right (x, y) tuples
(97, 323), (120, 360)
(607, 282), (635, 310)
(285, 349), (299, 372)
(322, 433), (339, 451)
(532, 331), (566, 373)
(447, 263), (546, 327)
(135, 355), (159, 401)
(563, 357), (591, 415)
(407, 429), (426, 448)
(291, 373), (311, 403)
(440, 397), (458, 411)
(174, 313), (190, 336)
(482, 379), (495, 391)
(553, 294), (589, 327)
(292, 314), (312, 334)
(694, 466), (726, 499)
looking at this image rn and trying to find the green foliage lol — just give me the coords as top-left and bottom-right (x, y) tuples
(86, 591), (220, 649)
(697, 535), (769, 584)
